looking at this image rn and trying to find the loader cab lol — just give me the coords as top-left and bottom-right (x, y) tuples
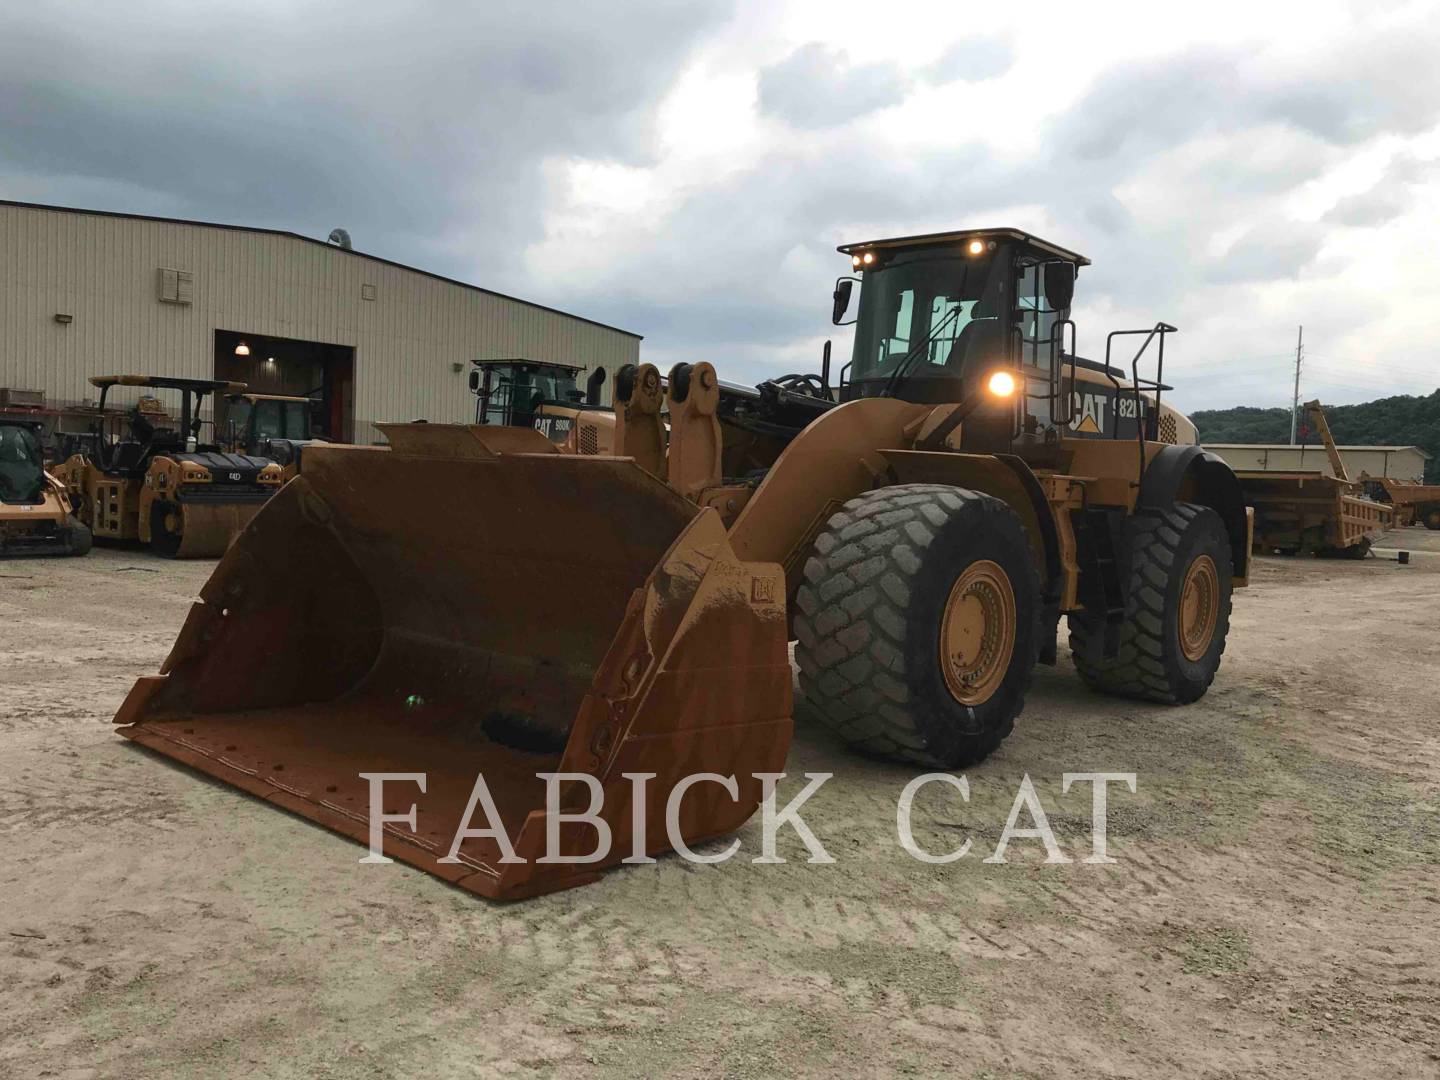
(835, 229), (1089, 448)
(225, 394), (313, 443)
(469, 359), (606, 443)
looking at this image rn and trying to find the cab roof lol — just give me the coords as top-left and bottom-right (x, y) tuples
(225, 392), (313, 404)
(471, 358), (583, 374)
(90, 375), (248, 393)
(837, 228), (1090, 266)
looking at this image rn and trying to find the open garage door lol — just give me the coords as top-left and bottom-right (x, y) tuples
(213, 330), (354, 442)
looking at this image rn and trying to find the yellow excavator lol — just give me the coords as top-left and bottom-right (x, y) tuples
(112, 227), (1250, 898)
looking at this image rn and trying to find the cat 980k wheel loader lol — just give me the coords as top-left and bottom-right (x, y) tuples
(111, 227), (1252, 898)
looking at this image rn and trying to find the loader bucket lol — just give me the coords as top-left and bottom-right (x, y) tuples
(113, 428), (792, 899)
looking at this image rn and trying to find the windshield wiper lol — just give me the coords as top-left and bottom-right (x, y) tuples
(881, 303), (964, 398)
(879, 265), (971, 398)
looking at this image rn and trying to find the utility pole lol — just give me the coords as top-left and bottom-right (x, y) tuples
(1289, 325), (1304, 444)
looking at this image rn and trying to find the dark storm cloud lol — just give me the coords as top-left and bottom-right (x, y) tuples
(757, 43), (909, 128)
(0, 1), (728, 280)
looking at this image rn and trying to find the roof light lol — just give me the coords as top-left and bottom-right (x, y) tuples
(862, 252), (875, 265)
(234, 341), (250, 356)
(967, 238), (986, 256)
(851, 255), (862, 269)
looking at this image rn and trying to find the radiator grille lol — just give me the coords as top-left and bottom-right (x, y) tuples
(1159, 412), (1178, 444)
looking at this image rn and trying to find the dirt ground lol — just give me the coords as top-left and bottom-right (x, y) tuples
(2, 531), (1438, 1079)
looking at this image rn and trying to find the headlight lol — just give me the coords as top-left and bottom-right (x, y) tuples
(987, 371), (1016, 397)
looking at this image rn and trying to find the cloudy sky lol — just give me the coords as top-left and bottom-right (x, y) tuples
(3, 0), (1438, 412)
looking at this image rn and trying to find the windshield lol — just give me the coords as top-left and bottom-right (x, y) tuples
(477, 364), (581, 425)
(849, 249), (1005, 387)
(0, 424), (45, 504)
(254, 400), (311, 440)
(225, 399), (310, 441)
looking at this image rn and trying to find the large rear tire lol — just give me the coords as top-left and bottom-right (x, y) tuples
(1069, 503), (1232, 704)
(794, 484), (1041, 768)
(1423, 506), (1440, 531)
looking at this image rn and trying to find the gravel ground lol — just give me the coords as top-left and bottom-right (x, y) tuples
(1, 531), (1438, 1078)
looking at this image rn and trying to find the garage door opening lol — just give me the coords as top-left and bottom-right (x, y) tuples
(213, 330), (355, 442)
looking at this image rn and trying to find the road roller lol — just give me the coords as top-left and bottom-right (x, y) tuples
(54, 375), (285, 558)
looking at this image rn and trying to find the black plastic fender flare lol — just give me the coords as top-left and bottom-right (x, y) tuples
(1139, 444), (1249, 580)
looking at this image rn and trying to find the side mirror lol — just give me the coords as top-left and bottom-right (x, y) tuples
(1044, 262), (1075, 312)
(467, 369), (481, 393)
(832, 278), (855, 325)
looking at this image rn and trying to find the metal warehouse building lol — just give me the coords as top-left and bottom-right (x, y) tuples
(0, 200), (640, 445)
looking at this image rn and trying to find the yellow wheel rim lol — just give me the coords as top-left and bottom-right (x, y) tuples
(164, 509), (182, 535)
(1179, 554), (1219, 662)
(939, 560), (1016, 706)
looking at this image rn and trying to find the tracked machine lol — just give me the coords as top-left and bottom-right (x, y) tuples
(54, 376), (286, 558)
(0, 419), (91, 556)
(112, 228), (1251, 898)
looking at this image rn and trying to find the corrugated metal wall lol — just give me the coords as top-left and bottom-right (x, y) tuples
(0, 203), (640, 442)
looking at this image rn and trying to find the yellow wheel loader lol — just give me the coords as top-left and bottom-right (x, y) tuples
(112, 227), (1251, 899)
(0, 420), (91, 556)
(54, 376), (286, 558)
(469, 359), (616, 455)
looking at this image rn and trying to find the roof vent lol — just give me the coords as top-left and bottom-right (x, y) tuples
(327, 228), (353, 250)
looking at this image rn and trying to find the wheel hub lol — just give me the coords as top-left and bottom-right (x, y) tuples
(1178, 553), (1219, 662)
(939, 560), (1016, 706)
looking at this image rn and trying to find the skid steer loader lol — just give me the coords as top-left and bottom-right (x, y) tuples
(0, 419), (91, 556)
(112, 227), (1250, 899)
(54, 376), (286, 557)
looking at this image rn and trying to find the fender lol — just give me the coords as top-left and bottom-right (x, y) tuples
(1139, 444), (1250, 582)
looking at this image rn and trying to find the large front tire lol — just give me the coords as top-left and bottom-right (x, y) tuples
(1069, 503), (1232, 704)
(794, 484), (1041, 768)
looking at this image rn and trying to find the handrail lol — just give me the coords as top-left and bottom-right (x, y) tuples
(1103, 322), (1178, 484)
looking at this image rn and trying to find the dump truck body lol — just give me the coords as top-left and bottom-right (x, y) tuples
(1361, 474), (1440, 530)
(1240, 470), (1392, 556)
(1238, 401), (1394, 557)
(116, 226), (1250, 898)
